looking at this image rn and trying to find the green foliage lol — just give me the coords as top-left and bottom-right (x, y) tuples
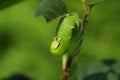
(0, 0), (120, 80)
(84, 0), (104, 6)
(35, 0), (68, 22)
(68, 60), (120, 80)
(0, 0), (24, 10)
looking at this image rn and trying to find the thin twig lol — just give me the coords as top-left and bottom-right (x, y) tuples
(61, 2), (90, 80)
(62, 57), (73, 80)
(82, 7), (89, 26)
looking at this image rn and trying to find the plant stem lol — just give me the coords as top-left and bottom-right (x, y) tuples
(62, 57), (73, 80)
(61, 2), (90, 80)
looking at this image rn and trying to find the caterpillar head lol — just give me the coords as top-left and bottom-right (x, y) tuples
(51, 37), (61, 49)
(50, 37), (66, 56)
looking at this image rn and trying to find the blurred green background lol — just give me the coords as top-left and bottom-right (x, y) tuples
(0, 0), (120, 80)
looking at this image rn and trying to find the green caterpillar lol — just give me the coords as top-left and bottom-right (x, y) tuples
(50, 13), (81, 56)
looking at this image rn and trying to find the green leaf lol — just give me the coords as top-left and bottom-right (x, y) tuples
(68, 60), (119, 80)
(35, 0), (68, 22)
(0, 0), (24, 10)
(85, 0), (104, 6)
